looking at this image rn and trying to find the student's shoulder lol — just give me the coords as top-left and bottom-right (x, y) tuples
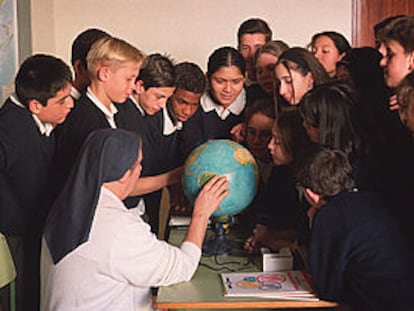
(115, 98), (137, 114)
(184, 106), (205, 125)
(57, 97), (106, 141)
(323, 190), (391, 226)
(115, 101), (150, 135)
(73, 94), (97, 111)
(143, 110), (163, 132)
(0, 100), (36, 134)
(65, 95), (102, 123)
(0, 99), (29, 119)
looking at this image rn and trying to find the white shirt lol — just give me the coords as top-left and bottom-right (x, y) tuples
(70, 86), (81, 100)
(41, 187), (201, 311)
(129, 95), (145, 116)
(9, 94), (54, 137)
(86, 87), (118, 129)
(162, 107), (182, 135)
(200, 89), (246, 120)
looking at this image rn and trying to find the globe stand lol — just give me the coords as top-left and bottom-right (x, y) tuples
(202, 215), (242, 256)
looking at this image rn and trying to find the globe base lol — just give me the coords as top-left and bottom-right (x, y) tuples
(202, 234), (242, 256)
(202, 216), (243, 256)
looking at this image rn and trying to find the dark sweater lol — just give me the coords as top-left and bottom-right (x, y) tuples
(309, 190), (414, 311)
(0, 99), (56, 236)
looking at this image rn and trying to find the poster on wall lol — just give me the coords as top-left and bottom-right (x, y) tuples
(0, 0), (18, 106)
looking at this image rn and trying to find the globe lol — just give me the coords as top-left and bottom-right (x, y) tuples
(182, 139), (259, 217)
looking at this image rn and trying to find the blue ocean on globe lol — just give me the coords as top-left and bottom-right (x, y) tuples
(182, 139), (259, 217)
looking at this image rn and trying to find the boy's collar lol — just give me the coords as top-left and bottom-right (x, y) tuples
(10, 94), (54, 136)
(86, 87), (118, 118)
(129, 95), (145, 116)
(70, 86), (81, 100)
(163, 106), (182, 135)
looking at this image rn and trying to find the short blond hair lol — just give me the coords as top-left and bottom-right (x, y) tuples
(87, 36), (146, 77)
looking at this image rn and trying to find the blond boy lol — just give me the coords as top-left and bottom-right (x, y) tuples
(55, 36), (181, 224)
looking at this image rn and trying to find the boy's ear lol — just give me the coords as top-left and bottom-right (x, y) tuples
(73, 59), (85, 76)
(306, 72), (314, 91)
(28, 99), (44, 115)
(134, 80), (145, 94)
(304, 188), (321, 205)
(338, 52), (346, 61)
(408, 51), (414, 71)
(97, 66), (110, 82)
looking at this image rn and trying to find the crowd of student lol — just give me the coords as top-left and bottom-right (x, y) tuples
(0, 14), (414, 311)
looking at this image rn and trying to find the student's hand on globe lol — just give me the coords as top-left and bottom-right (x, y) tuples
(230, 122), (246, 143)
(192, 175), (229, 219)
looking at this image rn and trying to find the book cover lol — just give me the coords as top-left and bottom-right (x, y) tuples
(221, 270), (319, 301)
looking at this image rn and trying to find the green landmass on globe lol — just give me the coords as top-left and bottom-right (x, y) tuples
(183, 139), (259, 217)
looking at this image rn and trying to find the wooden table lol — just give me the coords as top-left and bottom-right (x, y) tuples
(154, 227), (338, 310)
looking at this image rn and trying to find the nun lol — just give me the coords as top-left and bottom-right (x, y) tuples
(40, 128), (229, 310)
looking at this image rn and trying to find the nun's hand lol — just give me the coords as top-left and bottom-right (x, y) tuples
(192, 175), (229, 219)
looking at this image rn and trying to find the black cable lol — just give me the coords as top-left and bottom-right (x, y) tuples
(199, 254), (259, 272)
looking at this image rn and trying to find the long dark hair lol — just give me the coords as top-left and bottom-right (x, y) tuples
(276, 110), (311, 164)
(274, 47), (330, 111)
(299, 82), (364, 159)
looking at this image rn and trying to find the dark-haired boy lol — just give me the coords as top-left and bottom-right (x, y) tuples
(0, 54), (73, 311)
(146, 62), (206, 231)
(146, 61), (206, 172)
(379, 15), (414, 90)
(115, 53), (178, 234)
(123, 60), (206, 235)
(237, 18), (272, 84)
(296, 146), (414, 311)
(69, 28), (111, 100)
(120, 53), (176, 119)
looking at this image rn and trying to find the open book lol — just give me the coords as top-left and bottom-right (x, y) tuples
(221, 270), (319, 301)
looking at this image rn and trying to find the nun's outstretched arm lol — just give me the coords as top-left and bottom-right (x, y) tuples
(184, 175), (229, 248)
(128, 166), (183, 196)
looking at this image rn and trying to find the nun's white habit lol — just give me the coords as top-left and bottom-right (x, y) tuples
(41, 129), (201, 311)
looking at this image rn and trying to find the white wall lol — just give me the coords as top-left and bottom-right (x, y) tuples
(30, 0), (352, 70)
